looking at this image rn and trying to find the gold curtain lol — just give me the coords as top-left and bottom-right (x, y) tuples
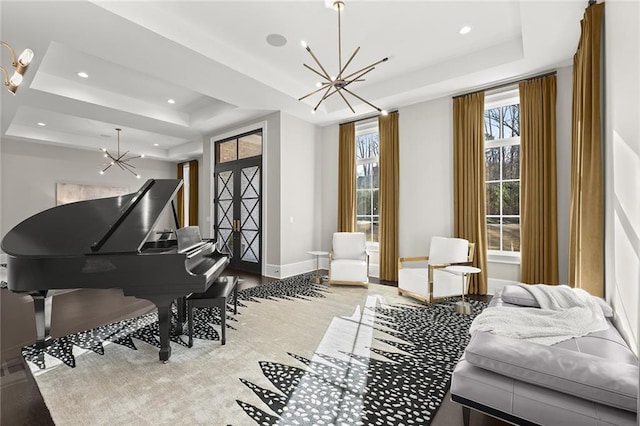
(379, 112), (399, 281)
(338, 122), (356, 232)
(188, 160), (199, 226)
(176, 159), (199, 227)
(519, 75), (559, 284)
(569, 3), (604, 297)
(453, 92), (488, 295)
(176, 163), (185, 227)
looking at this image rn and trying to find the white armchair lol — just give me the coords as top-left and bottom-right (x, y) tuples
(328, 232), (369, 287)
(398, 237), (475, 303)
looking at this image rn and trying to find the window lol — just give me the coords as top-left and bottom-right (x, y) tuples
(182, 162), (190, 226)
(355, 119), (379, 245)
(216, 130), (262, 164)
(485, 92), (520, 254)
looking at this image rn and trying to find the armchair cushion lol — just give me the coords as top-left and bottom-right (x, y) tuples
(332, 232), (367, 260)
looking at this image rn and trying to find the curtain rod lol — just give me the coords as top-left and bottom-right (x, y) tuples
(340, 109), (398, 126)
(451, 70), (557, 100)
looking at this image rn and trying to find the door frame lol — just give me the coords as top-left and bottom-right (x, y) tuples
(210, 120), (268, 275)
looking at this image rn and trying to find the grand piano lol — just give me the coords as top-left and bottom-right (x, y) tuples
(1, 179), (229, 362)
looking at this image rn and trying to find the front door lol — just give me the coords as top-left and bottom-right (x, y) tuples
(214, 131), (262, 274)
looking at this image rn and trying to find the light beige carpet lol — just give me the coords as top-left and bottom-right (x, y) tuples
(27, 277), (482, 425)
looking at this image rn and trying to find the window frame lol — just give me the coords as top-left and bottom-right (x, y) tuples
(484, 91), (521, 260)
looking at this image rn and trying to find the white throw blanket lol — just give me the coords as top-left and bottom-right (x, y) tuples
(469, 284), (609, 345)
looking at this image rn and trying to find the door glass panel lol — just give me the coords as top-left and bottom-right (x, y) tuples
(218, 140), (237, 163)
(241, 166), (260, 199)
(240, 165), (260, 264)
(238, 133), (262, 159)
(240, 230), (259, 263)
(216, 170), (234, 256)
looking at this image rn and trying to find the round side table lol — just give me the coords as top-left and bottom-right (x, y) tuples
(308, 251), (329, 284)
(443, 265), (481, 314)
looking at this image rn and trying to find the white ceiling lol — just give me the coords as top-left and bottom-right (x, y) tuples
(0, 0), (586, 161)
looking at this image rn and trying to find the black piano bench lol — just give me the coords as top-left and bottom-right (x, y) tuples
(186, 276), (239, 347)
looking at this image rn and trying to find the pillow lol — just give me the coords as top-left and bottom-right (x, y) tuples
(501, 284), (614, 317)
(465, 331), (639, 412)
(501, 285), (539, 307)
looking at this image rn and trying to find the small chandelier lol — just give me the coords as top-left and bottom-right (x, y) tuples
(100, 128), (143, 178)
(0, 41), (34, 95)
(299, 1), (388, 114)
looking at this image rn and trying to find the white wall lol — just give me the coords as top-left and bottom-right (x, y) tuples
(604, 0), (639, 355)
(279, 112), (321, 274)
(556, 66), (573, 285)
(398, 97), (454, 257)
(320, 124), (339, 254)
(1, 138), (175, 244)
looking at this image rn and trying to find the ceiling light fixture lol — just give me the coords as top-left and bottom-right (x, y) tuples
(167, 98), (175, 104)
(0, 41), (34, 95)
(100, 128), (143, 178)
(77, 71), (89, 78)
(299, 0), (388, 114)
(459, 25), (472, 35)
(37, 122), (46, 126)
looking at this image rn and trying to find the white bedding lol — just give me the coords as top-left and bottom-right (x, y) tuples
(469, 284), (609, 345)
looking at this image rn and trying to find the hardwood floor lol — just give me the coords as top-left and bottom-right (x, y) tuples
(1, 270), (504, 426)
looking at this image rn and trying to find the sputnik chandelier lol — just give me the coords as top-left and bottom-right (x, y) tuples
(100, 128), (143, 178)
(299, 0), (388, 114)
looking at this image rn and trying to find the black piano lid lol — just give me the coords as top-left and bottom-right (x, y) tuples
(1, 179), (183, 257)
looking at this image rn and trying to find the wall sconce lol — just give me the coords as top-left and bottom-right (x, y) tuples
(1, 41), (34, 95)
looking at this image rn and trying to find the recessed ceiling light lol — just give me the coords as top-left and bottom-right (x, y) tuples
(37, 122), (46, 126)
(167, 99), (175, 104)
(266, 33), (287, 47)
(77, 71), (89, 78)
(459, 26), (472, 35)
(153, 143), (159, 146)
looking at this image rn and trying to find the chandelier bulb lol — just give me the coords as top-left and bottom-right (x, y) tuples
(99, 171), (104, 175)
(300, 40), (308, 48)
(136, 174), (141, 179)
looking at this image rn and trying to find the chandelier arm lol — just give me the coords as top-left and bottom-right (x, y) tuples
(104, 152), (118, 162)
(0, 41), (18, 66)
(0, 66), (9, 86)
(115, 150), (130, 162)
(304, 46), (332, 80)
(342, 67), (377, 87)
(313, 85), (335, 111)
(303, 63), (331, 81)
(337, 46), (360, 79)
(336, 89), (356, 113)
(120, 163), (139, 177)
(101, 163), (114, 173)
(342, 57), (388, 81)
(299, 83), (331, 101)
(342, 87), (381, 112)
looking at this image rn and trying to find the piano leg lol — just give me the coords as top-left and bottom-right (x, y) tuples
(30, 290), (53, 350)
(175, 297), (186, 335)
(157, 305), (172, 363)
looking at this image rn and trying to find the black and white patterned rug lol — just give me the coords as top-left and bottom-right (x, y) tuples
(24, 273), (485, 425)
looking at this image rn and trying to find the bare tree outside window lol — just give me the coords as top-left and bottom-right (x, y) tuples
(485, 102), (520, 253)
